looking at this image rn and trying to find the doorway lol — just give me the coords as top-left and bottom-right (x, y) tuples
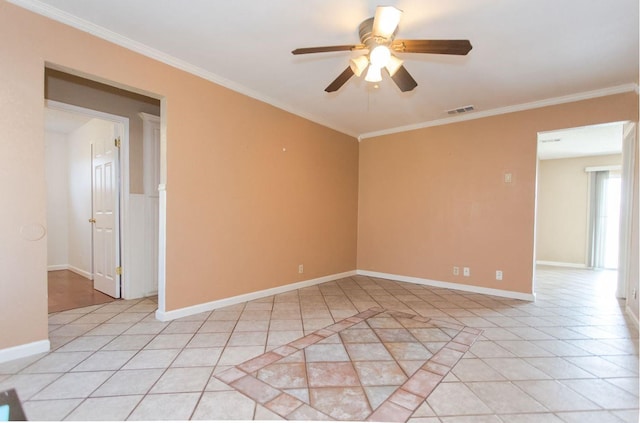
(534, 122), (626, 291)
(44, 67), (163, 315)
(45, 101), (128, 312)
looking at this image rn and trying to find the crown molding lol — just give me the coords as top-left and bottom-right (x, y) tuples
(9, 0), (359, 139)
(359, 83), (639, 140)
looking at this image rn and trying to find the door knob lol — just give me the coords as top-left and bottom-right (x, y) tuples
(88, 218), (96, 223)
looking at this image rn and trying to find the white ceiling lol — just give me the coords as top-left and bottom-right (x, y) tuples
(15, 0), (639, 138)
(538, 122), (624, 160)
(44, 107), (91, 134)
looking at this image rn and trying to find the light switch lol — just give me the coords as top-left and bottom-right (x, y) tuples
(504, 173), (513, 183)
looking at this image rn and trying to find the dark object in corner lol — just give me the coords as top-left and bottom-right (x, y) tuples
(0, 389), (27, 421)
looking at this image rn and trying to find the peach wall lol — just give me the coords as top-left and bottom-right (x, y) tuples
(0, 1), (358, 350)
(358, 93), (638, 295)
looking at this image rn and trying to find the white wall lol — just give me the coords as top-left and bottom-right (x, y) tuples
(45, 132), (69, 269)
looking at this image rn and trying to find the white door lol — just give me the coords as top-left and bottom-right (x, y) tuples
(91, 122), (121, 298)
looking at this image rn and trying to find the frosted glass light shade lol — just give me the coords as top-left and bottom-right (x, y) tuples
(369, 45), (391, 68)
(385, 55), (404, 76)
(365, 65), (382, 82)
(349, 56), (369, 77)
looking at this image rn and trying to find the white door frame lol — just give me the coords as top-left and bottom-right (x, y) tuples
(45, 99), (131, 297)
(533, 120), (630, 297)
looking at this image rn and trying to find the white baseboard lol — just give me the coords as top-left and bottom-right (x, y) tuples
(357, 270), (536, 302)
(68, 265), (93, 280)
(48, 265), (93, 280)
(156, 270), (357, 322)
(0, 339), (50, 364)
(47, 264), (68, 271)
(536, 260), (588, 269)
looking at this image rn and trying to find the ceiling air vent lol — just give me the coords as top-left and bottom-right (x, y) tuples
(447, 105), (475, 115)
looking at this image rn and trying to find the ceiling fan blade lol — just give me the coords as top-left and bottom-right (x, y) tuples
(392, 39), (472, 55)
(292, 45), (365, 55)
(390, 65), (418, 92)
(325, 67), (354, 92)
(372, 6), (403, 39)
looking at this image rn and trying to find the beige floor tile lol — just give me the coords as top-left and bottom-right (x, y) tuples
(611, 409), (640, 423)
(91, 369), (163, 396)
(171, 347), (222, 367)
(0, 373), (62, 400)
(450, 359), (506, 382)
(555, 410), (630, 423)
(514, 380), (599, 412)
(483, 358), (553, 380)
(254, 403), (286, 420)
(565, 355), (637, 378)
(123, 321), (168, 335)
(127, 392), (201, 420)
(161, 321), (204, 334)
(605, 376), (640, 395)
(426, 382), (492, 415)
(491, 413), (563, 423)
(65, 395), (143, 420)
(23, 398), (82, 421)
(191, 391), (256, 420)
(561, 378), (639, 409)
(439, 416), (502, 423)
(144, 333), (193, 349)
(494, 340), (555, 357)
(56, 335), (115, 352)
(31, 371), (113, 400)
(468, 341), (515, 358)
(85, 323), (134, 336)
(523, 357), (596, 379)
(150, 366), (213, 393)
(101, 334), (154, 350)
(71, 350), (137, 371)
(122, 349), (180, 369)
(218, 345), (265, 366)
(228, 331), (268, 346)
(22, 352), (92, 374)
(466, 381), (546, 413)
(187, 332), (231, 348)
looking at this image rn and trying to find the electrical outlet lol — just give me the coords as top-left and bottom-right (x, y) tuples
(453, 266), (460, 276)
(496, 270), (503, 281)
(298, 264), (304, 274)
(463, 267), (470, 277)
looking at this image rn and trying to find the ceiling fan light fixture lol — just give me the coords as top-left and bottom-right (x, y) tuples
(349, 55), (369, 77)
(369, 45), (391, 68)
(364, 65), (382, 82)
(372, 6), (403, 39)
(385, 55), (403, 76)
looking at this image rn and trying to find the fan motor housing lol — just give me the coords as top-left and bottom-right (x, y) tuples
(358, 17), (396, 49)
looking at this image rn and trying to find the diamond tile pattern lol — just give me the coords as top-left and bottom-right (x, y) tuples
(0, 267), (637, 421)
(216, 308), (480, 420)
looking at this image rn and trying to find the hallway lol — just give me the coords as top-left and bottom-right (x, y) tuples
(48, 270), (115, 314)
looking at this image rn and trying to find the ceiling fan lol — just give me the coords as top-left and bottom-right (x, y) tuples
(292, 6), (472, 93)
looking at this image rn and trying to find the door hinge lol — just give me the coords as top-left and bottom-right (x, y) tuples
(115, 137), (121, 148)
(116, 266), (123, 275)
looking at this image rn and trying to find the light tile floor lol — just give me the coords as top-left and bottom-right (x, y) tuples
(0, 266), (637, 421)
